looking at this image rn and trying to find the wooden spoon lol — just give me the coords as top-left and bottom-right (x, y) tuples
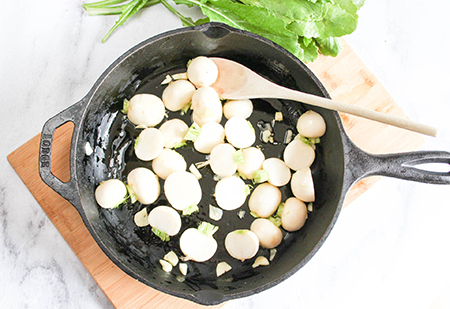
(210, 57), (437, 137)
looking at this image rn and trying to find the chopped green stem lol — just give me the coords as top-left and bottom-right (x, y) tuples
(233, 149), (245, 165)
(253, 169), (269, 184)
(152, 227), (170, 241)
(268, 216), (281, 227)
(198, 221), (218, 237)
(182, 204), (199, 216)
(184, 123), (201, 142)
(121, 98), (129, 114)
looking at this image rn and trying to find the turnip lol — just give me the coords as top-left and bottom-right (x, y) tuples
(148, 206), (182, 237)
(127, 167), (160, 205)
(236, 147), (265, 179)
(192, 111), (222, 127)
(158, 119), (189, 148)
(250, 218), (283, 249)
(224, 229), (259, 261)
(209, 143), (237, 177)
(164, 171), (202, 212)
(179, 221), (218, 262)
(297, 110), (326, 138)
(248, 183), (281, 218)
(191, 86), (222, 126)
(224, 117), (256, 149)
(185, 122), (225, 154)
(187, 56), (219, 87)
(214, 176), (249, 211)
(134, 128), (164, 161)
(126, 94), (165, 127)
(162, 79), (196, 112)
(281, 197), (308, 232)
(152, 148), (187, 180)
(223, 99), (253, 119)
(290, 168), (315, 202)
(283, 138), (315, 171)
(95, 179), (127, 209)
(262, 158), (291, 187)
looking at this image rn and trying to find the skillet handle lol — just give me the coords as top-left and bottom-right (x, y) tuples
(39, 98), (88, 210)
(348, 146), (450, 185)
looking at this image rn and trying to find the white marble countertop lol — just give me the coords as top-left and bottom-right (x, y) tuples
(2, 1), (450, 308)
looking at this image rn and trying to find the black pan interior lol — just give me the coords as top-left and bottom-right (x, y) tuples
(75, 23), (346, 303)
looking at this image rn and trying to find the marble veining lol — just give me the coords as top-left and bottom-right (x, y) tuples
(2, 0), (450, 308)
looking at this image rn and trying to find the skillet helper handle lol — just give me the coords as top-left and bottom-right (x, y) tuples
(39, 98), (87, 210)
(358, 150), (450, 185)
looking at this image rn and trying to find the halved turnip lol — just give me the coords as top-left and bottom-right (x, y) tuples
(236, 147), (265, 179)
(214, 176), (249, 211)
(224, 117), (256, 149)
(187, 56), (219, 87)
(248, 183), (281, 218)
(187, 122), (224, 154)
(134, 128), (164, 161)
(162, 79), (196, 112)
(223, 99), (253, 119)
(127, 167), (160, 205)
(290, 168), (315, 202)
(283, 138), (315, 171)
(262, 158), (291, 187)
(179, 221), (218, 262)
(297, 110), (326, 138)
(209, 143), (237, 177)
(95, 179), (127, 209)
(250, 218), (283, 249)
(148, 206), (182, 236)
(224, 229), (259, 261)
(127, 94), (165, 127)
(152, 148), (187, 180)
(159, 119), (189, 148)
(281, 197), (308, 232)
(164, 171), (201, 211)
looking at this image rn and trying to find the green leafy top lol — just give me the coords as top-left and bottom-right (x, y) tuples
(83, 0), (365, 63)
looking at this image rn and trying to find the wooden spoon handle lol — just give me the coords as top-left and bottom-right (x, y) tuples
(278, 87), (438, 137)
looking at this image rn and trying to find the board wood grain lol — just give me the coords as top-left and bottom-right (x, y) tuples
(7, 42), (426, 308)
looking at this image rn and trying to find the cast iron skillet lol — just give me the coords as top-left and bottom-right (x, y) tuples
(38, 23), (450, 305)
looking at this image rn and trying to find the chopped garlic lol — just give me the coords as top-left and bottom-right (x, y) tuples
(189, 164), (202, 180)
(252, 256), (270, 268)
(85, 142), (93, 156)
(216, 261), (232, 277)
(237, 210), (245, 219)
(179, 263), (188, 276)
(160, 259), (173, 272)
(163, 251), (179, 267)
(133, 208), (149, 227)
(209, 204), (223, 221)
(275, 112), (283, 121)
(269, 249), (277, 261)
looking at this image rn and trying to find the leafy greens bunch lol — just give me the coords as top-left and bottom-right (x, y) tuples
(83, 0), (365, 63)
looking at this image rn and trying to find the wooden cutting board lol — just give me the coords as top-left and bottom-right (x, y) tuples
(7, 41), (426, 308)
